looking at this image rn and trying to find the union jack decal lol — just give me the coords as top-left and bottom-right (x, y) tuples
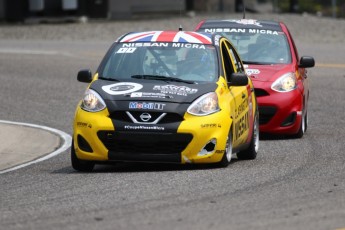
(120, 31), (212, 44)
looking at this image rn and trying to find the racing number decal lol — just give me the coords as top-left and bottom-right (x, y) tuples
(117, 47), (137, 53)
(234, 99), (249, 141)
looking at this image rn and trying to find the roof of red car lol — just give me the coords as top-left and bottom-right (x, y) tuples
(196, 19), (283, 32)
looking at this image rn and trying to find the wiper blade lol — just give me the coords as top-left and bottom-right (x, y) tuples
(98, 77), (120, 81)
(131, 75), (195, 84)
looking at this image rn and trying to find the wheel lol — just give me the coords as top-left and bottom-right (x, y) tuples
(71, 139), (95, 172)
(237, 113), (259, 160)
(294, 111), (307, 138)
(218, 129), (233, 167)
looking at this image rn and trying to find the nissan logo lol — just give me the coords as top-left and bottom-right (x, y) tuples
(140, 113), (151, 122)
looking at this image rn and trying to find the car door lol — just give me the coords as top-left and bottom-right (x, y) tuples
(221, 40), (251, 146)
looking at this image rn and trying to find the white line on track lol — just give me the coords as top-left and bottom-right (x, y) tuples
(0, 48), (73, 56)
(0, 120), (72, 174)
(316, 63), (345, 68)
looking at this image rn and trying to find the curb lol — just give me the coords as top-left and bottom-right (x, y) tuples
(0, 120), (72, 174)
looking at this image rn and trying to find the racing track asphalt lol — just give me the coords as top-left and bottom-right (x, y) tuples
(0, 120), (71, 174)
(1, 12), (345, 230)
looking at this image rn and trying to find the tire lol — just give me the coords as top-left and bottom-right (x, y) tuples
(305, 111), (308, 132)
(237, 113), (259, 160)
(71, 140), (95, 172)
(304, 112), (309, 133)
(218, 129), (233, 167)
(294, 111), (307, 138)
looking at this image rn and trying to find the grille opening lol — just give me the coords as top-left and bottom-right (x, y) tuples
(98, 131), (192, 155)
(281, 112), (296, 127)
(204, 140), (216, 152)
(254, 88), (270, 97)
(77, 134), (93, 153)
(258, 106), (277, 125)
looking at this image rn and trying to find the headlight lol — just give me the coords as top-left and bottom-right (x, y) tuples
(271, 72), (297, 92)
(81, 89), (106, 112)
(187, 92), (220, 116)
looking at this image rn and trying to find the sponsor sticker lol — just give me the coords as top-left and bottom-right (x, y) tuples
(130, 92), (172, 99)
(235, 99), (248, 119)
(129, 102), (166, 110)
(122, 43), (169, 48)
(121, 42), (206, 49)
(234, 111), (249, 141)
(102, 82), (143, 95)
(214, 34), (221, 46)
(201, 123), (221, 128)
(204, 28), (279, 35)
(225, 19), (263, 27)
(172, 43), (206, 49)
(245, 69), (261, 75)
(153, 85), (198, 96)
(215, 150), (225, 154)
(124, 125), (165, 131)
(76, 122), (92, 128)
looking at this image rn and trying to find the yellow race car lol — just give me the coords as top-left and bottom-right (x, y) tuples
(72, 30), (259, 171)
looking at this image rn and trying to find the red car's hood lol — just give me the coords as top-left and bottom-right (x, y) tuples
(244, 64), (294, 82)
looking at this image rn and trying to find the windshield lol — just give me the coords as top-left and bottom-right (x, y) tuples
(221, 31), (291, 64)
(99, 42), (218, 83)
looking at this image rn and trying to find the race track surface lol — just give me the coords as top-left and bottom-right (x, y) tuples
(0, 13), (344, 230)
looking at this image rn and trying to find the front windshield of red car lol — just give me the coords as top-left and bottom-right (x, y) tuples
(100, 42), (218, 83)
(222, 31), (291, 65)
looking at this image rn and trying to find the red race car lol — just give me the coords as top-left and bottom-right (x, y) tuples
(196, 19), (315, 137)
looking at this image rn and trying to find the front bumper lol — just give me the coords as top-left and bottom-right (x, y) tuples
(254, 82), (304, 135)
(73, 107), (232, 164)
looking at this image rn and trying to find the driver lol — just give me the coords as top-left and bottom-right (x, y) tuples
(178, 48), (216, 81)
(249, 34), (287, 63)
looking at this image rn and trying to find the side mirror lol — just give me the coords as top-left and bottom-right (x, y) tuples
(299, 56), (315, 68)
(228, 72), (248, 86)
(77, 69), (93, 83)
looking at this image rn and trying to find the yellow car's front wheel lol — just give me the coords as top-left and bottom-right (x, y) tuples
(218, 128), (233, 167)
